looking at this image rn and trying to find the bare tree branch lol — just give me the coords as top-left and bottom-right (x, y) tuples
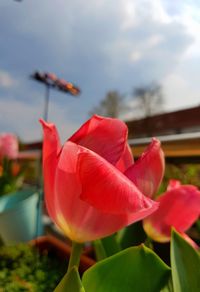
(89, 91), (126, 118)
(132, 83), (164, 117)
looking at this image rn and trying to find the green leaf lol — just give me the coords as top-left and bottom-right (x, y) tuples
(160, 277), (174, 292)
(101, 233), (121, 256)
(117, 221), (146, 249)
(54, 266), (85, 292)
(171, 230), (200, 292)
(83, 245), (171, 292)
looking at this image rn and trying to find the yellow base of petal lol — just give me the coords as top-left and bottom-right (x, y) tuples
(143, 220), (170, 243)
(56, 213), (91, 243)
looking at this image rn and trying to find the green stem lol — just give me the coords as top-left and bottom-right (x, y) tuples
(94, 239), (107, 261)
(67, 241), (83, 273)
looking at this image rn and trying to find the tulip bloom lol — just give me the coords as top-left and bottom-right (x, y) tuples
(40, 115), (164, 243)
(143, 180), (200, 243)
(0, 133), (18, 161)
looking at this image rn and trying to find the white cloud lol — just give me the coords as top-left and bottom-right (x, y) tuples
(130, 51), (142, 62)
(146, 34), (165, 48)
(158, 1), (200, 111)
(121, 1), (138, 30)
(149, 0), (171, 23)
(162, 72), (200, 111)
(176, 4), (200, 59)
(0, 70), (17, 88)
(121, 0), (170, 31)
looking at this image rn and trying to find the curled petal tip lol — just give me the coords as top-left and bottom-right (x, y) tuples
(39, 118), (47, 127)
(39, 118), (54, 129)
(39, 119), (59, 139)
(125, 137), (165, 198)
(152, 137), (160, 144)
(39, 118), (45, 125)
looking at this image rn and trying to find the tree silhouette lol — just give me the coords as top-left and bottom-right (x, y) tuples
(132, 83), (164, 117)
(89, 91), (125, 118)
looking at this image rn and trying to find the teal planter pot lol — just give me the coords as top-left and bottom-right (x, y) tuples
(0, 189), (43, 244)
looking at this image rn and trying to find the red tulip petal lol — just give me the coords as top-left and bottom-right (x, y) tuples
(126, 201), (159, 226)
(77, 147), (158, 215)
(39, 119), (61, 221)
(54, 141), (128, 241)
(54, 142), (158, 242)
(40, 119), (159, 243)
(115, 143), (134, 172)
(124, 138), (165, 198)
(69, 115), (128, 165)
(143, 185), (200, 242)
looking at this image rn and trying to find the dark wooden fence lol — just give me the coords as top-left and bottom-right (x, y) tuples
(126, 106), (200, 163)
(126, 106), (200, 138)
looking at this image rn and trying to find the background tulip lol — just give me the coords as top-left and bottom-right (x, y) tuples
(143, 180), (200, 243)
(0, 133), (18, 161)
(40, 115), (164, 243)
(0, 133), (23, 195)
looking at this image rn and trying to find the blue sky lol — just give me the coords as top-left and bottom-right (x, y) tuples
(0, 0), (200, 142)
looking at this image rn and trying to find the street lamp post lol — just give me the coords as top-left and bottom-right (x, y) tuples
(44, 84), (50, 121)
(31, 71), (81, 121)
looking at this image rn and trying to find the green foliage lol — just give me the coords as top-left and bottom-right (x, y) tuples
(19, 159), (40, 186)
(117, 221), (146, 249)
(171, 230), (200, 292)
(160, 276), (173, 292)
(159, 163), (200, 194)
(0, 243), (66, 291)
(82, 244), (171, 292)
(0, 158), (24, 196)
(93, 240), (107, 261)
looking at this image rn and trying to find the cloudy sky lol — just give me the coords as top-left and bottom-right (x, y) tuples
(0, 0), (200, 142)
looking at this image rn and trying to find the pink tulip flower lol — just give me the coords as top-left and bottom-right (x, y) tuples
(143, 180), (200, 243)
(0, 133), (18, 161)
(40, 115), (164, 243)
